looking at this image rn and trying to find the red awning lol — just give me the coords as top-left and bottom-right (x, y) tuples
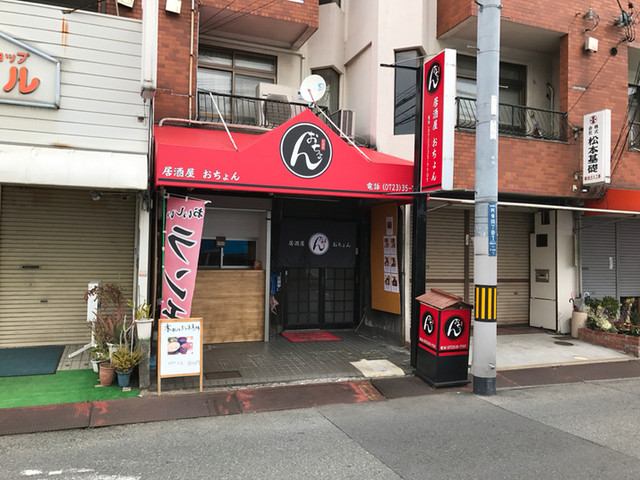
(154, 109), (414, 199)
(584, 188), (640, 215)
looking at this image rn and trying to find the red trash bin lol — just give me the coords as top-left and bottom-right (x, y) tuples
(415, 288), (472, 388)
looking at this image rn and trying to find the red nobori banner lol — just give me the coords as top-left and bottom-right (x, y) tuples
(420, 49), (456, 192)
(160, 196), (206, 319)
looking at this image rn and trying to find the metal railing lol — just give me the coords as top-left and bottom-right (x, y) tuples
(456, 96), (569, 141)
(197, 90), (314, 129)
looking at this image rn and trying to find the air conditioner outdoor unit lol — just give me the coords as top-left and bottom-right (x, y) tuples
(329, 109), (355, 140)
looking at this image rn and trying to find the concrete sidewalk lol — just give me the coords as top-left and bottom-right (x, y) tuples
(2, 358), (639, 436)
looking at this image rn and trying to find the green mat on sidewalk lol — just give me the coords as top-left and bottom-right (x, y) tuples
(0, 369), (140, 409)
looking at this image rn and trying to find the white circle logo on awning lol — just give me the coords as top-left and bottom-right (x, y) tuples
(280, 123), (332, 179)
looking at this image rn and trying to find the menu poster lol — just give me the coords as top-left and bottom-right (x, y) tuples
(157, 317), (203, 394)
(383, 235), (398, 292)
(371, 203), (401, 314)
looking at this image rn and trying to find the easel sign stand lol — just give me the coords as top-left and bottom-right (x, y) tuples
(157, 318), (203, 395)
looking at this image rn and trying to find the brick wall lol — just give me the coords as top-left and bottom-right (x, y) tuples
(453, 132), (578, 196)
(579, 328), (640, 357)
(439, 0), (640, 193)
(202, 0), (318, 28)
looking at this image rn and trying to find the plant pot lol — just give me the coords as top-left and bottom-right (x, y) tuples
(571, 311), (588, 338)
(99, 362), (115, 386)
(135, 318), (153, 340)
(91, 359), (102, 373)
(115, 369), (132, 388)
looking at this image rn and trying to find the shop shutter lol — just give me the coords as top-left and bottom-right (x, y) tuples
(617, 218), (640, 297)
(0, 186), (135, 347)
(580, 216), (617, 298)
(425, 208), (467, 298)
(418, 206), (530, 325)
(496, 211), (531, 325)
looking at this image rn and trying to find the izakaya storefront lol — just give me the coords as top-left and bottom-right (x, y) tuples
(154, 110), (414, 343)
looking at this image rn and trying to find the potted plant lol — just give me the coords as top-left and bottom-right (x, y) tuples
(110, 345), (143, 387)
(85, 283), (128, 350)
(89, 343), (109, 373)
(128, 299), (153, 340)
(98, 362), (116, 386)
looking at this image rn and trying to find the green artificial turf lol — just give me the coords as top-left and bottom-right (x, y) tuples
(0, 369), (140, 409)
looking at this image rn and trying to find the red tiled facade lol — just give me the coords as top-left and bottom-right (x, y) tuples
(440, 0), (640, 196)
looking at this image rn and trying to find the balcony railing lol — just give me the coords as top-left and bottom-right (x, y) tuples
(197, 90), (315, 129)
(456, 96), (569, 142)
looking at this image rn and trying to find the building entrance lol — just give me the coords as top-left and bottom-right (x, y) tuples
(282, 267), (356, 330)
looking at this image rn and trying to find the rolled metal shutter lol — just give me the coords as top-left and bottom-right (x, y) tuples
(425, 207), (530, 325)
(496, 211), (531, 325)
(425, 207), (467, 298)
(0, 186), (135, 347)
(580, 216), (617, 298)
(618, 218), (640, 297)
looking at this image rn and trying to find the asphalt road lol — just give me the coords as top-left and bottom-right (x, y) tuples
(2, 378), (639, 480)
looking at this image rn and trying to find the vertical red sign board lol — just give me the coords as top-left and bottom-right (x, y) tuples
(420, 49), (455, 192)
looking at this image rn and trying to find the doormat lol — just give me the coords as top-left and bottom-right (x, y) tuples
(281, 331), (341, 342)
(0, 345), (64, 377)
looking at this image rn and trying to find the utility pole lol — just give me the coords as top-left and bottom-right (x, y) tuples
(471, 0), (501, 396)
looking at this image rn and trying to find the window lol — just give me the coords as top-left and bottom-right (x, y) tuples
(457, 55), (526, 132)
(198, 239), (257, 269)
(394, 49), (420, 135)
(320, 0), (341, 5)
(312, 67), (340, 113)
(456, 55), (526, 104)
(197, 47), (276, 123)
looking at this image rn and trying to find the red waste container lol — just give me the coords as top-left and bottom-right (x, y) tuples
(415, 288), (472, 388)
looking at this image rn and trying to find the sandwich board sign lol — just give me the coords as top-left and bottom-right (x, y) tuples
(157, 317), (203, 394)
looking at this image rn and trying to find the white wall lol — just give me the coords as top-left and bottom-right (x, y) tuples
(557, 210), (577, 334)
(0, 0), (147, 154)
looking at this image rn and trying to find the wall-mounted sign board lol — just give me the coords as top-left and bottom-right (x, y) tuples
(157, 317), (203, 394)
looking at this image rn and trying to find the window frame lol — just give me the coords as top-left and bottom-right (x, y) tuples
(393, 48), (421, 135)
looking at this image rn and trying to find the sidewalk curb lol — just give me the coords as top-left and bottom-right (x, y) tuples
(2, 360), (639, 436)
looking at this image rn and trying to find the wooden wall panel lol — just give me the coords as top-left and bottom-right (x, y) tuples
(191, 270), (265, 344)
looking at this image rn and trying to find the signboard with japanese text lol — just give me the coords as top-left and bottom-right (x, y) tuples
(154, 109), (414, 199)
(419, 49), (456, 192)
(0, 31), (60, 108)
(488, 202), (497, 257)
(160, 196), (206, 319)
(157, 317), (203, 394)
(583, 109), (611, 185)
(276, 219), (356, 268)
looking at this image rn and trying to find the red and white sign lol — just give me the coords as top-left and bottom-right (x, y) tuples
(420, 49), (456, 192)
(583, 109), (611, 185)
(0, 31), (60, 109)
(154, 109), (413, 199)
(160, 196), (206, 319)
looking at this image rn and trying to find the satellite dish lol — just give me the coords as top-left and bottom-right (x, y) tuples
(299, 74), (326, 103)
